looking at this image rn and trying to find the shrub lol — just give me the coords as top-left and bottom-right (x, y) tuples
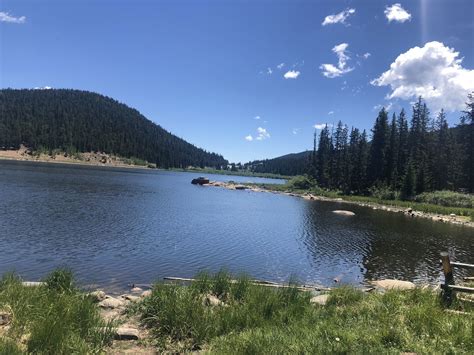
(415, 190), (474, 209)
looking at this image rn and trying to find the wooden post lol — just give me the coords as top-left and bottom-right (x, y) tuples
(440, 252), (455, 304)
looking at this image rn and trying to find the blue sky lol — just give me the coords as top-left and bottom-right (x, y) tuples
(1, 0), (473, 163)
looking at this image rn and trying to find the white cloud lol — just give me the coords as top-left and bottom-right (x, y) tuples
(267, 67), (273, 75)
(292, 128), (300, 135)
(0, 11), (26, 24)
(371, 41), (474, 111)
(314, 123), (332, 130)
(245, 135), (253, 141)
(277, 63), (285, 69)
(284, 70), (300, 79)
(34, 86), (52, 90)
(254, 115), (261, 120)
(256, 127), (270, 140)
(384, 3), (411, 23)
(322, 8), (355, 26)
(362, 52), (371, 59)
(328, 111), (334, 115)
(320, 43), (354, 78)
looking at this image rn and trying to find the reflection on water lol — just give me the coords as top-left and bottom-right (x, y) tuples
(0, 160), (472, 292)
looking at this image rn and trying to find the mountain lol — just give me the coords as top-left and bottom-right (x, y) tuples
(243, 151), (311, 176)
(0, 89), (227, 168)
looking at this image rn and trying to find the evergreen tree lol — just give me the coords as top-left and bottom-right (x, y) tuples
(316, 125), (332, 188)
(368, 108), (389, 186)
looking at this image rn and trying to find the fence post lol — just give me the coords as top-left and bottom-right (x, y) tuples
(440, 252), (455, 304)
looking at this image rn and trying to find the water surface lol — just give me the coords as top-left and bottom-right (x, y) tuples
(0, 160), (472, 292)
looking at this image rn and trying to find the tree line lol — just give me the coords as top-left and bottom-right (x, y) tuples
(308, 94), (473, 198)
(0, 89), (228, 169)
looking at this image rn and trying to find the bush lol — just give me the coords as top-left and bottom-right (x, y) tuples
(287, 175), (317, 190)
(368, 185), (400, 200)
(415, 190), (474, 209)
(44, 268), (76, 294)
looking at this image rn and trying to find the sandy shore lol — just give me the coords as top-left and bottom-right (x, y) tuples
(204, 181), (474, 228)
(0, 147), (152, 170)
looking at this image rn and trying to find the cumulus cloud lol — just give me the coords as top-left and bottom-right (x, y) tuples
(384, 3), (411, 23)
(320, 43), (354, 78)
(256, 127), (270, 140)
(246, 127), (270, 142)
(314, 123), (332, 130)
(0, 11), (26, 24)
(322, 8), (355, 26)
(362, 52), (371, 59)
(254, 115), (261, 120)
(371, 41), (474, 111)
(277, 63), (285, 69)
(284, 70), (300, 79)
(34, 86), (52, 90)
(328, 111), (334, 115)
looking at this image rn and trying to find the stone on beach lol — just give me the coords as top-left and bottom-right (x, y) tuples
(115, 327), (140, 340)
(310, 294), (329, 306)
(371, 279), (416, 290)
(332, 210), (356, 216)
(141, 290), (152, 298)
(89, 290), (106, 302)
(99, 296), (125, 309)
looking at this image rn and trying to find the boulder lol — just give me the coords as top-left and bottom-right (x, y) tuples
(122, 294), (140, 302)
(371, 279), (416, 290)
(310, 294), (329, 306)
(0, 312), (12, 326)
(21, 281), (45, 287)
(89, 290), (106, 302)
(115, 327), (140, 340)
(130, 287), (143, 293)
(234, 185), (248, 190)
(141, 290), (152, 298)
(332, 210), (356, 216)
(203, 294), (224, 307)
(98, 296), (125, 309)
(191, 177), (210, 185)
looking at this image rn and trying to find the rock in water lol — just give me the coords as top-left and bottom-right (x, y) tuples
(371, 279), (416, 290)
(234, 185), (248, 190)
(332, 210), (355, 216)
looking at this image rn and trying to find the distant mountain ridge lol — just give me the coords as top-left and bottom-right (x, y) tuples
(0, 89), (227, 168)
(243, 151), (311, 176)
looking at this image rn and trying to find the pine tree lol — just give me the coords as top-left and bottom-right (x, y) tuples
(368, 108), (389, 186)
(316, 125), (332, 188)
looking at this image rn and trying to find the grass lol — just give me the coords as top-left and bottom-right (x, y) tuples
(253, 176), (474, 222)
(132, 271), (474, 353)
(174, 167), (290, 180)
(0, 269), (114, 354)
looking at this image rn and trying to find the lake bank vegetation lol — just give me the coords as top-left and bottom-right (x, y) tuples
(245, 94), (474, 199)
(2, 269), (473, 354)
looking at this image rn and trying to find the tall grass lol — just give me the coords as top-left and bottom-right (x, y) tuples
(134, 271), (473, 353)
(0, 270), (114, 354)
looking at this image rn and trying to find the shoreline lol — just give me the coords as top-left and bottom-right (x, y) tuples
(204, 180), (474, 228)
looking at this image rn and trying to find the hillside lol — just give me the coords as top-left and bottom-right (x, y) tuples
(244, 151), (311, 176)
(0, 89), (227, 169)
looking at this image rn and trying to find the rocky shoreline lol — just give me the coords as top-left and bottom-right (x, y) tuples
(204, 180), (474, 228)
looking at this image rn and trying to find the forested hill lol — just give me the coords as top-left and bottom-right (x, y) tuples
(243, 151), (311, 176)
(0, 89), (227, 168)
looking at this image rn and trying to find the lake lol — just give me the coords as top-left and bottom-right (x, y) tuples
(0, 160), (472, 292)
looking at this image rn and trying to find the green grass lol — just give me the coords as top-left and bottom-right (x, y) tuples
(0, 269), (114, 354)
(132, 271), (474, 353)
